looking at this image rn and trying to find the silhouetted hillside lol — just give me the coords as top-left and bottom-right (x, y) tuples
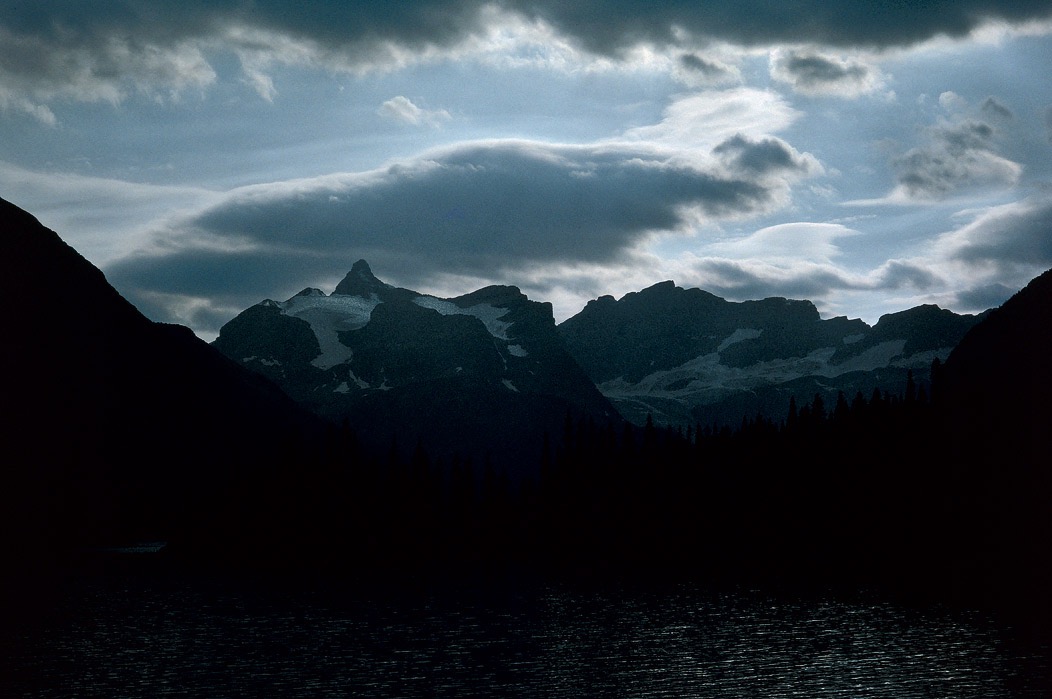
(0, 196), (324, 559)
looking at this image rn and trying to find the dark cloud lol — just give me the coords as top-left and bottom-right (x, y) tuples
(877, 260), (940, 290)
(679, 53), (733, 79)
(3, 0), (1051, 104)
(980, 96), (1013, 119)
(0, 2), (489, 54)
(784, 54), (866, 83)
(683, 256), (941, 307)
(106, 139), (801, 330)
(691, 259), (853, 301)
(954, 282), (1016, 310)
(772, 51), (869, 91)
(713, 134), (815, 176)
(517, 1), (1052, 53)
(948, 196), (1052, 267)
(893, 119), (1020, 199)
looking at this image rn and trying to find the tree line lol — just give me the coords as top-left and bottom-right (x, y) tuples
(166, 360), (1049, 624)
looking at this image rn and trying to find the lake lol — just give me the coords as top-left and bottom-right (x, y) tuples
(2, 565), (1049, 697)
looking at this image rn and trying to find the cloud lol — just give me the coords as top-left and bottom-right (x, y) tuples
(3, 2), (1051, 113)
(517, 1), (1052, 54)
(104, 133), (823, 332)
(621, 88), (801, 154)
(769, 50), (886, 97)
(675, 53), (739, 86)
(0, 161), (215, 266)
(712, 135), (820, 177)
(938, 90), (968, 112)
(954, 282), (1016, 310)
(701, 222), (855, 263)
(980, 96), (1013, 119)
(659, 223), (940, 306)
(0, 23), (216, 115)
(890, 119), (1022, 201)
(938, 195), (1052, 270)
(378, 96), (452, 127)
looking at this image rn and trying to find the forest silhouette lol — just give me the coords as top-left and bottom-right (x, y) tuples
(157, 356), (1048, 629)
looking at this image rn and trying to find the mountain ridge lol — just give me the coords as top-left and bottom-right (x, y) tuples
(0, 195), (325, 556)
(557, 277), (987, 427)
(213, 263), (618, 474)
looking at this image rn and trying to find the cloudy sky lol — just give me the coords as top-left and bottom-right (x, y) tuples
(3, 2), (1052, 340)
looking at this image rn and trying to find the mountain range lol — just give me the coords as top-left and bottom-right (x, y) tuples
(557, 281), (986, 427)
(212, 259), (619, 471)
(3, 193), (1047, 552)
(213, 258), (987, 437)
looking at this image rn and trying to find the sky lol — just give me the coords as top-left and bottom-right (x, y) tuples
(3, 2), (1052, 341)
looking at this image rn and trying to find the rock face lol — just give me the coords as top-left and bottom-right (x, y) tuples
(0, 196), (322, 554)
(557, 280), (986, 427)
(213, 262), (619, 473)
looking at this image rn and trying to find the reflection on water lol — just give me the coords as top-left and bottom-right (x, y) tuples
(1, 572), (1048, 697)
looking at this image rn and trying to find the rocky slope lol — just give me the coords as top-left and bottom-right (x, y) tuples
(558, 280), (986, 426)
(213, 261), (619, 473)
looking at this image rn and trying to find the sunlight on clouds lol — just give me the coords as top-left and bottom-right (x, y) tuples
(378, 96), (452, 127)
(934, 195), (1052, 272)
(0, 161), (216, 266)
(699, 222), (858, 263)
(620, 88), (800, 155)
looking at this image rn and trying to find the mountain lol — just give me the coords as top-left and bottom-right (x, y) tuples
(0, 196), (324, 559)
(557, 280), (986, 427)
(934, 267), (1052, 618)
(213, 261), (619, 474)
(940, 266), (1052, 461)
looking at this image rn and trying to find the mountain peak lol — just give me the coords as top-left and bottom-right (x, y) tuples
(334, 259), (388, 297)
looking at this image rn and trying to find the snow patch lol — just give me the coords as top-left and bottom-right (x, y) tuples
(502, 379), (519, 392)
(717, 328), (761, 353)
(598, 337), (921, 407)
(348, 371), (370, 389)
(832, 340), (906, 374)
(333, 382), (350, 393)
(242, 355), (281, 367)
(278, 292), (379, 369)
(507, 344), (528, 357)
(413, 296), (513, 339)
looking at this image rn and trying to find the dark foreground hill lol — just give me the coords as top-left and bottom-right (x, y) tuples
(0, 196), (324, 560)
(933, 267), (1052, 619)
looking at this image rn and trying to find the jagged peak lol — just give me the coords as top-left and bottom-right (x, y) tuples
(641, 280), (678, 294)
(294, 287), (326, 298)
(333, 259), (390, 297)
(452, 284), (527, 308)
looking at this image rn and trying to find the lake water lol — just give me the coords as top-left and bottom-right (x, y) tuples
(2, 567), (1049, 697)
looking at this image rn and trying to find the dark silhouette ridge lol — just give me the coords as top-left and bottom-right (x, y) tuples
(0, 196), (325, 562)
